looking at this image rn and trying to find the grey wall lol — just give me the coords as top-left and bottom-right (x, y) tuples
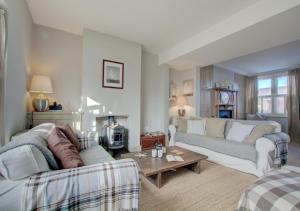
(265, 116), (288, 133)
(82, 29), (142, 151)
(30, 25), (82, 112)
(141, 51), (169, 135)
(213, 65), (235, 83)
(5, 0), (33, 143)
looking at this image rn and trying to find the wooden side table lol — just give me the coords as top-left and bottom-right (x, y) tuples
(140, 134), (165, 150)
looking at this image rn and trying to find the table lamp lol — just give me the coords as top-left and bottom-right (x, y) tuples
(29, 75), (53, 112)
(176, 95), (188, 117)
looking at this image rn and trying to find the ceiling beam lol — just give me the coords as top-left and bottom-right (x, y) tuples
(159, 0), (300, 65)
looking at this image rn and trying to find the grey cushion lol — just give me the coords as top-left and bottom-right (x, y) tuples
(80, 145), (114, 165)
(175, 132), (257, 162)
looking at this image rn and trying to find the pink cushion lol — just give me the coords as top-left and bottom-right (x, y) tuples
(58, 124), (81, 151)
(48, 128), (84, 169)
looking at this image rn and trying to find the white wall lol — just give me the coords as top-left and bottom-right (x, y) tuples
(30, 25), (82, 112)
(141, 51), (169, 135)
(0, 0), (7, 145)
(169, 68), (199, 118)
(5, 0), (33, 143)
(81, 29), (141, 151)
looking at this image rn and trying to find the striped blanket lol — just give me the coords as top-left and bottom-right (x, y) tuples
(264, 132), (290, 167)
(237, 168), (300, 211)
(22, 159), (140, 211)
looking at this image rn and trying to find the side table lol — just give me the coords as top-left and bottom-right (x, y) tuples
(140, 134), (165, 150)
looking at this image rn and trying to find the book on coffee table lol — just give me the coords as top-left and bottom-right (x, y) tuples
(166, 155), (184, 162)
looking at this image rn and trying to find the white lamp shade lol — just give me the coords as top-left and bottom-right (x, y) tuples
(30, 75), (53, 93)
(176, 96), (188, 106)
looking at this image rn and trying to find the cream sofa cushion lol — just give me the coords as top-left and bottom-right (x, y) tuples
(177, 118), (188, 133)
(226, 122), (255, 142)
(205, 118), (227, 138)
(0, 145), (50, 180)
(187, 119), (206, 135)
(244, 125), (276, 145)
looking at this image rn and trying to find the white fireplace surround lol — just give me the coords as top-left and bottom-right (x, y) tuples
(81, 30), (142, 152)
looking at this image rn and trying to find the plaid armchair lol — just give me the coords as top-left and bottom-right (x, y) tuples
(22, 130), (140, 211)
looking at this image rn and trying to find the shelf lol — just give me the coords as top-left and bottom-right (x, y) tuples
(210, 87), (238, 92)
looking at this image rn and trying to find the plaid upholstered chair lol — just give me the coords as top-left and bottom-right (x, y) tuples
(0, 123), (140, 211)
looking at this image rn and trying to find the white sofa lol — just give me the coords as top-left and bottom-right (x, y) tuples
(169, 119), (285, 177)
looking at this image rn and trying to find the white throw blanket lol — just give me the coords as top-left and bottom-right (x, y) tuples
(22, 159), (140, 211)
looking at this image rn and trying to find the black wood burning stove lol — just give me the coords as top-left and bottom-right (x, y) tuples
(100, 116), (125, 151)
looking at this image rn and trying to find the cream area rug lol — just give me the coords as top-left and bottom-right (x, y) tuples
(140, 161), (256, 211)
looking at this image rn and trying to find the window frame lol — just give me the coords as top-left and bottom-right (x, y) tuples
(257, 73), (288, 117)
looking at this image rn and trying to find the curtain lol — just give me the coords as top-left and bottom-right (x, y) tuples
(0, 8), (7, 146)
(288, 68), (300, 142)
(245, 76), (258, 115)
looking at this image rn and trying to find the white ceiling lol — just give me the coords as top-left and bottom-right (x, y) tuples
(26, 0), (259, 53)
(166, 2), (300, 73)
(26, 0), (300, 75)
(216, 40), (300, 76)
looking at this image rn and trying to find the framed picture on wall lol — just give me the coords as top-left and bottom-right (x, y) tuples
(102, 60), (124, 89)
(182, 79), (194, 96)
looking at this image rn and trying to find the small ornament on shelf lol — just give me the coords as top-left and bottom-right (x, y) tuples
(48, 101), (63, 111)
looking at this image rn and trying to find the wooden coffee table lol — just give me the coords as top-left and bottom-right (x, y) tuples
(121, 146), (208, 188)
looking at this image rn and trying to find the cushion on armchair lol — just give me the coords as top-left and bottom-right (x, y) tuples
(0, 145), (50, 180)
(244, 125), (276, 145)
(48, 128), (84, 169)
(187, 119), (206, 135)
(226, 122), (255, 142)
(58, 124), (81, 151)
(205, 118), (227, 138)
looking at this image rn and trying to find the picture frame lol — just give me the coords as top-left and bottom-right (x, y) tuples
(182, 79), (194, 96)
(102, 60), (124, 89)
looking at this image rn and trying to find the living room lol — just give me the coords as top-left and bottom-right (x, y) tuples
(0, 0), (300, 211)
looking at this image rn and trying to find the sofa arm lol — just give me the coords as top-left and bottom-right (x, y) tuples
(23, 159), (140, 211)
(75, 130), (99, 150)
(256, 137), (276, 173)
(168, 124), (177, 146)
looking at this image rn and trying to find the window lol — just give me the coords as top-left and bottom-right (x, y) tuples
(257, 74), (288, 116)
